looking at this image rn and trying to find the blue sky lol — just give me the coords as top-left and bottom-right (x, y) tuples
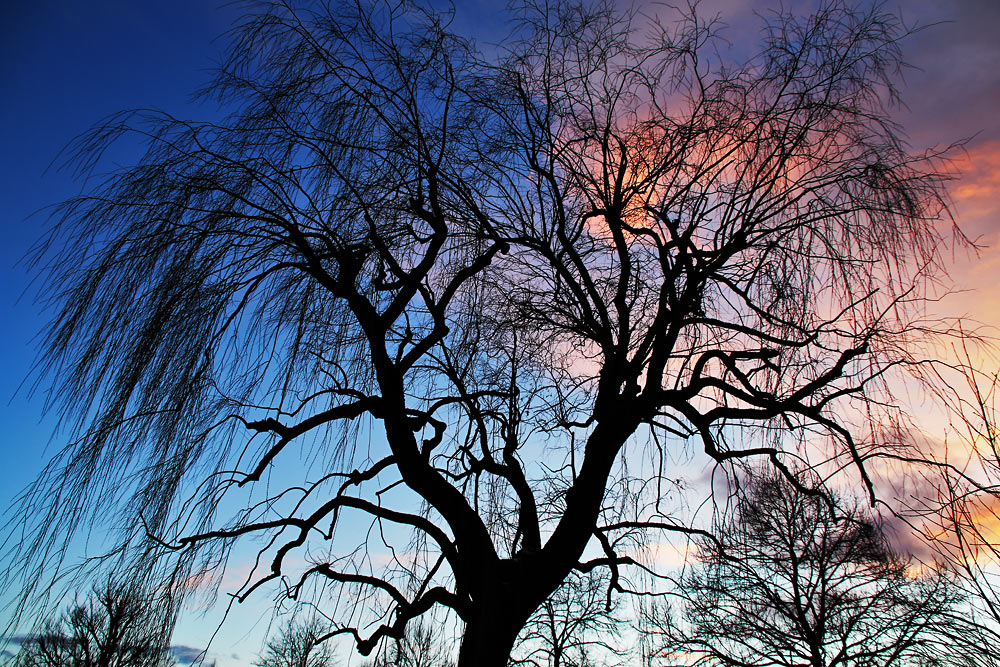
(2, 0), (999, 664)
(1, 2), (246, 663)
(1, 0), (238, 489)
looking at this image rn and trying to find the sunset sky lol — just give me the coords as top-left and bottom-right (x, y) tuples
(1, 0), (998, 663)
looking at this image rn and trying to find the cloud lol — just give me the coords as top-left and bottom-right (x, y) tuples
(877, 510), (941, 563)
(951, 140), (1000, 235)
(171, 645), (207, 664)
(630, 540), (700, 571)
(959, 492), (1000, 551)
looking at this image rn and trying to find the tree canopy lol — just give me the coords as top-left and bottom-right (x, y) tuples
(648, 471), (992, 667)
(255, 617), (336, 667)
(11, 583), (174, 667)
(4, 1), (980, 665)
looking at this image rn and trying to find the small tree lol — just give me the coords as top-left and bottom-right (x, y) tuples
(255, 617), (335, 667)
(364, 620), (453, 667)
(648, 471), (992, 667)
(513, 570), (623, 667)
(13, 582), (173, 667)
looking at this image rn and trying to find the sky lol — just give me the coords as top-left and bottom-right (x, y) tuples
(1, 0), (999, 664)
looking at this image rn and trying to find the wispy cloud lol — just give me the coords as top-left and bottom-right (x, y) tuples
(171, 645), (207, 664)
(952, 140), (1000, 238)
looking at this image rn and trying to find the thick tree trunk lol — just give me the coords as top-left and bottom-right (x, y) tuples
(455, 575), (542, 667)
(456, 606), (524, 667)
(451, 416), (637, 667)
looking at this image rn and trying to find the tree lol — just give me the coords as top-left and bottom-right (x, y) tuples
(646, 471), (993, 667)
(512, 570), (624, 667)
(256, 617), (336, 667)
(364, 620), (453, 667)
(5, 0), (976, 665)
(13, 582), (173, 667)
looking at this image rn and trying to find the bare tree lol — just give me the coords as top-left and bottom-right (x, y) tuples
(12, 582), (173, 667)
(256, 618), (336, 667)
(4, 0), (978, 665)
(512, 570), (623, 667)
(646, 470), (994, 667)
(364, 620), (453, 667)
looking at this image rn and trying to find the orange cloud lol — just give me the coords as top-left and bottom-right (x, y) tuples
(914, 139), (1000, 342)
(963, 492), (1000, 552)
(947, 138), (1000, 287)
(952, 139), (1000, 227)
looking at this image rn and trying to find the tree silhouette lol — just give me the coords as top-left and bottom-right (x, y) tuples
(512, 570), (624, 667)
(646, 471), (993, 667)
(12, 582), (174, 667)
(5, 0), (977, 665)
(255, 617), (336, 667)
(363, 620), (454, 667)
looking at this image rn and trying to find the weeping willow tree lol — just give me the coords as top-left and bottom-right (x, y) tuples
(3, 1), (975, 665)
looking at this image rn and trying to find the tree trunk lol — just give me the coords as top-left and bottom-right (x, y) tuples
(456, 596), (530, 667)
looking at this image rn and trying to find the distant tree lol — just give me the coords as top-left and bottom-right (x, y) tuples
(13, 582), (173, 667)
(364, 620), (453, 667)
(255, 617), (335, 667)
(647, 471), (993, 667)
(5, 0), (982, 665)
(513, 570), (623, 667)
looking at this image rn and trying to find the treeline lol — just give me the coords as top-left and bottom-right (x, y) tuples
(15, 473), (998, 667)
